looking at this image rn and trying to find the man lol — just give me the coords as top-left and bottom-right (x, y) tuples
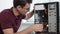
(0, 0), (43, 34)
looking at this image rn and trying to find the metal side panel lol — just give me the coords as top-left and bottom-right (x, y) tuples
(48, 3), (57, 33)
(59, 2), (60, 34)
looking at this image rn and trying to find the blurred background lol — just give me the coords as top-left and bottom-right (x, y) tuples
(0, 0), (60, 34)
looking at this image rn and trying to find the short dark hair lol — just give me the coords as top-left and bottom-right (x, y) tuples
(13, 0), (32, 8)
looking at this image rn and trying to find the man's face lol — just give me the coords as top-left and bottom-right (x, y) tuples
(16, 3), (30, 15)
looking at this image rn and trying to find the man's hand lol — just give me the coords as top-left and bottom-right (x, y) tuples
(30, 24), (43, 32)
(2, 24), (43, 34)
(25, 10), (34, 20)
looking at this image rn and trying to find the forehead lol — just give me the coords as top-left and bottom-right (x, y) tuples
(23, 3), (30, 8)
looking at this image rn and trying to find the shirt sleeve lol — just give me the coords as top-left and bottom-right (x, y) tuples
(0, 11), (13, 29)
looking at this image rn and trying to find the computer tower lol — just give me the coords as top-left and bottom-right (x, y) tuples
(34, 2), (60, 34)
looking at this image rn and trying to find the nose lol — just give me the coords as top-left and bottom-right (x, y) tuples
(25, 10), (28, 12)
(25, 9), (29, 12)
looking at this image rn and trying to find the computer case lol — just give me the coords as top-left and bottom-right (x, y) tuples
(34, 2), (60, 34)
